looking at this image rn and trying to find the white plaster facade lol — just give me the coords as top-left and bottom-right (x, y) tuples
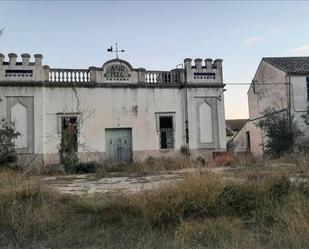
(0, 53), (226, 166)
(234, 57), (309, 157)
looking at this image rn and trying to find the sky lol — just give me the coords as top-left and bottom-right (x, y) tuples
(1, 1), (309, 119)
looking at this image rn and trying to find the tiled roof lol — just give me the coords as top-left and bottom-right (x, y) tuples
(263, 57), (309, 74)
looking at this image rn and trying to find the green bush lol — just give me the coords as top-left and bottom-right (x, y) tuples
(217, 184), (258, 217)
(0, 119), (20, 166)
(59, 128), (78, 173)
(256, 108), (303, 157)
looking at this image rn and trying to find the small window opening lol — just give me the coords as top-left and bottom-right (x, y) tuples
(159, 116), (174, 149)
(246, 131), (251, 151)
(61, 116), (78, 152)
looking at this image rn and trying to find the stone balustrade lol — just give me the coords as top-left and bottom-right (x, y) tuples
(144, 70), (182, 84)
(49, 68), (90, 83)
(47, 68), (183, 84)
(1, 54), (222, 85)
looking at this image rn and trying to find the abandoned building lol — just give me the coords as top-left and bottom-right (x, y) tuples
(232, 57), (309, 156)
(225, 119), (248, 141)
(0, 53), (226, 166)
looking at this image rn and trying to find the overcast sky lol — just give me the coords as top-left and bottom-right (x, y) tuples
(1, 1), (309, 119)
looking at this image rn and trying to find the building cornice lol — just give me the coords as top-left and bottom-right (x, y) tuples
(0, 81), (225, 88)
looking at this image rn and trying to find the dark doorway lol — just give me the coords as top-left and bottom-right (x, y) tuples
(61, 116), (78, 153)
(159, 116), (174, 149)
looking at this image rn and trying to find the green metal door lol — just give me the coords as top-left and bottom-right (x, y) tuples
(105, 128), (133, 163)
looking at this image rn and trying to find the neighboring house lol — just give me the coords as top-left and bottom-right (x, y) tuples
(236, 57), (309, 157)
(226, 119), (250, 152)
(0, 53), (226, 166)
(226, 119), (248, 140)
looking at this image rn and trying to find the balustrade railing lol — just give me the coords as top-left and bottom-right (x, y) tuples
(48, 68), (182, 84)
(145, 71), (181, 83)
(49, 68), (90, 83)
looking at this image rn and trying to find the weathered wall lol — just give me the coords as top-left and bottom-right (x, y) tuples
(247, 60), (287, 157)
(290, 76), (309, 144)
(246, 60), (309, 156)
(0, 85), (226, 165)
(231, 121), (249, 152)
(0, 54), (226, 166)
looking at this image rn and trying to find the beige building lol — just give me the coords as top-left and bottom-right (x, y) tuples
(0, 53), (227, 166)
(233, 57), (309, 156)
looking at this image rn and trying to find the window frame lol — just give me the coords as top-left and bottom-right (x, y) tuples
(56, 112), (81, 135)
(155, 112), (176, 149)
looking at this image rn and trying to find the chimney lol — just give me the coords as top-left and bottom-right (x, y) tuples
(21, 53), (30, 66)
(194, 58), (203, 71)
(213, 59), (223, 83)
(213, 59), (223, 70)
(184, 58), (192, 70)
(34, 54), (43, 66)
(0, 53), (4, 65)
(205, 58), (213, 69)
(8, 53), (17, 66)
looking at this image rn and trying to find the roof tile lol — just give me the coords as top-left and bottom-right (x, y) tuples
(263, 57), (309, 74)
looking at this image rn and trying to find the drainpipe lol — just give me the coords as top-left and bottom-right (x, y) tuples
(286, 74), (292, 147)
(183, 58), (192, 157)
(183, 71), (190, 156)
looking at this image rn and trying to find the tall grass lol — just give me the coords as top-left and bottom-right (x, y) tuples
(95, 157), (197, 177)
(0, 167), (308, 249)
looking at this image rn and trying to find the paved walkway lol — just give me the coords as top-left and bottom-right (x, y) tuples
(42, 167), (231, 195)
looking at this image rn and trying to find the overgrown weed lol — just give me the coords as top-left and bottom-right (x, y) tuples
(96, 157), (197, 178)
(0, 163), (308, 249)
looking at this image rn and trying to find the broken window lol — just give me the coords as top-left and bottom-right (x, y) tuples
(61, 116), (78, 152)
(159, 116), (174, 149)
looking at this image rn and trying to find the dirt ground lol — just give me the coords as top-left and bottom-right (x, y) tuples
(42, 167), (231, 195)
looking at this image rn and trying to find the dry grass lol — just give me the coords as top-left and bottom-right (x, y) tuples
(1, 155), (309, 249)
(176, 217), (259, 249)
(95, 157), (198, 178)
(130, 173), (224, 225)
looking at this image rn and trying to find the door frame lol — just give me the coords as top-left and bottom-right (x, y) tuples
(105, 127), (133, 163)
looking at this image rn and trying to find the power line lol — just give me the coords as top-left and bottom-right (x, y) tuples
(224, 82), (289, 85)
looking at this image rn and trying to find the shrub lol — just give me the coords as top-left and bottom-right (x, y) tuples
(59, 128), (78, 173)
(217, 184), (258, 217)
(0, 119), (20, 166)
(256, 108), (303, 157)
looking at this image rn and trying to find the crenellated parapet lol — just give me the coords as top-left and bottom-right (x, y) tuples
(0, 53), (48, 82)
(184, 58), (223, 84)
(0, 53), (223, 85)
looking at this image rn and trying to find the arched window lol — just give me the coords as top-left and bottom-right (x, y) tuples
(11, 102), (28, 148)
(199, 102), (213, 143)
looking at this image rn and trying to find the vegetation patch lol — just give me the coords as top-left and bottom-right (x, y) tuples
(1, 160), (308, 249)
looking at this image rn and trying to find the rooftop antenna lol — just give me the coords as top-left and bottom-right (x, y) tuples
(107, 42), (125, 59)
